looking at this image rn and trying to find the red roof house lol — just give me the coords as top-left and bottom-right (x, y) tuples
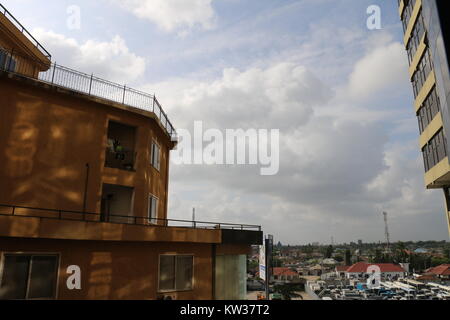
(346, 262), (405, 275)
(271, 267), (299, 282)
(336, 266), (350, 272)
(273, 267), (298, 277)
(426, 264), (450, 277)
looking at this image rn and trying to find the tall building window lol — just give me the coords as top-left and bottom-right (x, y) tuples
(151, 141), (161, 171)
(412, 47), (433, 97)
(406, 12), (425, 64)
(0, 254), (59, 300)
(159, 255), (194, 292)
(422, 129), (447, 172)
(417, 86), (441, 133)
(401, 0), (417, 33)
(148, 195), (158, 224)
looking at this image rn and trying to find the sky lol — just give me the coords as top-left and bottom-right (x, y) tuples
(3, 0), (449, 244)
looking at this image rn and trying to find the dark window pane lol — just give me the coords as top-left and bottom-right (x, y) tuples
(0, 255), (30, 299)
(159, 256), (176, 291)
(176, 256), (193, 291)
(28, 256), (58, 299)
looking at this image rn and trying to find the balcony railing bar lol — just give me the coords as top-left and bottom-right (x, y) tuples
(0, 204), (262, 231)
(0, 49), (177, 140)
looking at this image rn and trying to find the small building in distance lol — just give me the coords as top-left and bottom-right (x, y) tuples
(344, 262), (406, 279)
(424, 264), (450, 280)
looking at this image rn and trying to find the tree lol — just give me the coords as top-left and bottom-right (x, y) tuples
(393, 242), (408, 263)
(374, 249), (383, 263)
(344, 249), (352, 266)
(325, 245), (334, 259)
(431, 256), (450, 267)
(273, 284), (303, 301)
(272, 258), (282, 268)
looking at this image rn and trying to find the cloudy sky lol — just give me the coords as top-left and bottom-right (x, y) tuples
(4, 0), (449, 243)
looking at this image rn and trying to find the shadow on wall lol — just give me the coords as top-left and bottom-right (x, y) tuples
(87, 252), (112, 299)
(1, 88), (100, 213)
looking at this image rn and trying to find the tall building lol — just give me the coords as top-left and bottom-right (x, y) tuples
(398, 0), (450, 235)
(0, 4), (262, 299)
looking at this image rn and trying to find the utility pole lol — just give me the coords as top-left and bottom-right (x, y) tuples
(265, 235), (273, 300)
(192, 207), (196, 228)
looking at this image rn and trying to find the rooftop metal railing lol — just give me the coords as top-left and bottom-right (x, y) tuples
(0, 204), (262, 231)
(0, 48), (177, 140)
(0, 3), (52, 59)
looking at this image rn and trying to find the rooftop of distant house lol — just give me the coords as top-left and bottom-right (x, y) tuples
(426, 264), (450, 276)
(346, 262), (405, 273)
(273, 267), (298, 277)
(336, 265), (350, 272)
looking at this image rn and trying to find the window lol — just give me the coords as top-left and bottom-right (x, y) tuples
(422, 129), (447, 172)
(0, 254), (59, 299)
(159, 255), (193, 292)
(0, 48), (17, 72)
(406, 11), (425, 65)
(401, 0), (417, 33)
(151, 142), (161, 171)
(417, 86), (441, 133)
(148, 195), (158, 224)
(412, 47), (433, 97)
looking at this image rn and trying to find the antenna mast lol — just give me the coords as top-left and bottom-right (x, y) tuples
(383, 211), (390, 252)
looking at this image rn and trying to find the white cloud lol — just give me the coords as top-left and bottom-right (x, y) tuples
(110, 0), (216, 33)
(347, 41), (408, 101)
(147, 37), (448, 243)
(32, 29), (146, 84)
(144, 62), (332, 130)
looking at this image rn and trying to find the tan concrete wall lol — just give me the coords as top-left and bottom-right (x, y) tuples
(0, 215), (222, 244)
(0, 74), (172, 225)
(0, 237), (214, 300)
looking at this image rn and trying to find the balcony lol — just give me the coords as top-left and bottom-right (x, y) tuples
(0, 204), (263, 245)
(0, 49), (176, 141)
(105, 121), (137, 171)
(105, 148), (136, 171)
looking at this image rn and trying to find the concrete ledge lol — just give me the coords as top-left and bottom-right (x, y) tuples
(0, 215), (222, 244)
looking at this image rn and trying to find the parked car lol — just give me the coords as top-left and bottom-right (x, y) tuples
(247, 279), (265, 291)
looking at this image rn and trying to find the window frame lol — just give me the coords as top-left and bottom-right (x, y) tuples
(148, 194), (159, 225)
(157, 254), (195, 293)
(0, 252), (61, 300)
(150, 140), (161, 172)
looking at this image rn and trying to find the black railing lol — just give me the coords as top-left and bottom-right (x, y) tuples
(0, 3), (51, 59)
(105, 148), (136, 171)
(0, 49), (177, 141)
(0, 204), (262, 231)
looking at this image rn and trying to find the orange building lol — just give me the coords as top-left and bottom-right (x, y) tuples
(0, 4), (262, 300)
